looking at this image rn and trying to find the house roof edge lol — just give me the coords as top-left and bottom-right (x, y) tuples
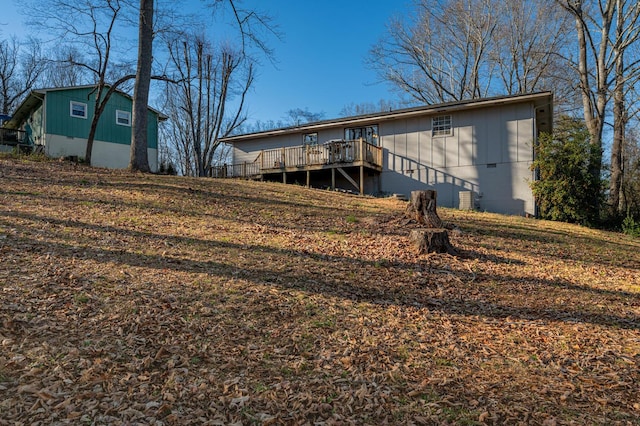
(223, 91), (553, 143)
(3, 85), (168, 129)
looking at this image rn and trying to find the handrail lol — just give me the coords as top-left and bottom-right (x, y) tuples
(0, 128), (27, 145)
(212, 138), (383, 179)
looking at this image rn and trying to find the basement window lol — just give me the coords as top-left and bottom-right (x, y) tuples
(432, 115), (452, 137)
(70, 101), (87, 119)
(116, 110), (131, 126)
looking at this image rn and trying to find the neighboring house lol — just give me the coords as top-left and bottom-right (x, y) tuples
(221, 92), (553, 216)
(1, 85), (167, 171)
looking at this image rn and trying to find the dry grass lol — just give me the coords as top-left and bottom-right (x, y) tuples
(0, 157), (639, 425)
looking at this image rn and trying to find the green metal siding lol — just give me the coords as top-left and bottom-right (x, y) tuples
(96, 91), (132, 145)
(45, 87), (95, 138)
(44, 87), (159, 149)
(146, 110), (158, 149)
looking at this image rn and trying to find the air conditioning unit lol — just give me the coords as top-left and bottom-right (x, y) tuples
(459, 191), (477, 210)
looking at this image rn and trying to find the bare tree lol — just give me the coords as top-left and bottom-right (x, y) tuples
(559, 0), (615, 201)
(128, 0), (278, 172)
(621, 125), (640, 216)
(0, 36), (45, 114)
(370, 0), (498, 104)
(559, 0), (640, 214)
(370, 0), (570, 105)
(236, 107), (324, 134)
(491, 0), (572, 97)
(27, 0), (138, 165)
(239, 119), (287, 133)
(204, 0), (278, 59)
(339, 99), (405, 117)
(42, 46), (88, 87)
(610, 0), (640, 213)
(163, 35), (253, 177)
(283, 108), (325, 126)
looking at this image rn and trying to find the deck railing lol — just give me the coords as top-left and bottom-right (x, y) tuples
(209, 160), (261, 178)
(0, 128), (26, 145)
(210, 138), (382, 178)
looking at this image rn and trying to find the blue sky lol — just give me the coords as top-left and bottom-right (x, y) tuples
(2, 0), (409, 125)
(243, 1), (409, 123)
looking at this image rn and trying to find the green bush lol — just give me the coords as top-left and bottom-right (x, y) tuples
(622, 215), (640, 237)
(530, 116), (603, 225)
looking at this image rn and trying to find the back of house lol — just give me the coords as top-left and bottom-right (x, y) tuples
(223, 92), (553, 216)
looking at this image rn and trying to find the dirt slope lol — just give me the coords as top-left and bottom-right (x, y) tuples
(1, 158), (639, 425)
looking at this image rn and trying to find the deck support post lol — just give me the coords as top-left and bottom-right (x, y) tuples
(331, 168), (335, 190)
(360, 165), (364, 195)
(283, 171), (287, 184)
(306, 170), (310, 187)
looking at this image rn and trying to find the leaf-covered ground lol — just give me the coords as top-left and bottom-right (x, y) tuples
(0, 157), (639, 425)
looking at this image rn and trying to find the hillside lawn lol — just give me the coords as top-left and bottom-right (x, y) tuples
(0, 157), (639, 425)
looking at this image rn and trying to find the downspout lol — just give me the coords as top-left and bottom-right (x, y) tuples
(40, 101), (46, 153)
(532, 104), (545, 219)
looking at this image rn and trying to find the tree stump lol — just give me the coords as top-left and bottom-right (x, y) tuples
(406, 189), (444, 228)
(406, 190), (458, 255)
(409, 229), (458, 255)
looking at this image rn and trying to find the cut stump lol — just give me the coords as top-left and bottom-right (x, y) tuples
(406, 189), (444, 228)
(406, 190), (458, 255)
(409, 229), (458, 255)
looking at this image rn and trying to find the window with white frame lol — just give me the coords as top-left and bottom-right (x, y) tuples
(70, 101), (87, 119)
(432, 115), (452, 137)
(303, 132), (318, 145)
(116, 110), (131, 126)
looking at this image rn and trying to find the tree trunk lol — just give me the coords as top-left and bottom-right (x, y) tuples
(409, 229), (457, 255)
(406, 189), (444, 228)
(85, 115), (99, 165)
(610, 67), (625, 215)
(129, 0), (154, 173)
(564, 0), (612, 201)
(406, 190), (457, 255)
(610, 0), (625, 215)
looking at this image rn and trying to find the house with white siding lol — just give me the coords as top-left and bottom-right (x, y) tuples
(220, 92), (553, 216)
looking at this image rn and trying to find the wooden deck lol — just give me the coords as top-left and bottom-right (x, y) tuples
(210, 139), (383, 194)
(0, 129), (36, 153)
(0, 129), (26, 145)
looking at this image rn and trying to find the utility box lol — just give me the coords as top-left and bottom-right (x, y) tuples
(459, 191), (477, 210)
